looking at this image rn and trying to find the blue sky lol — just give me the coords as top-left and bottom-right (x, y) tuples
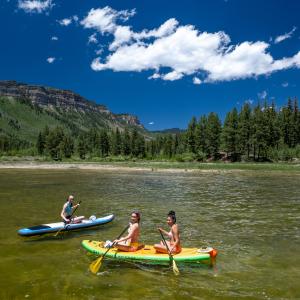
(0, 0), (300, 130)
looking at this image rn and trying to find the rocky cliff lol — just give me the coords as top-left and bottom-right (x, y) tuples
(0, 80), (143, 129)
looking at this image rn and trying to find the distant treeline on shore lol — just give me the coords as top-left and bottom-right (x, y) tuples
(1, 98), (300, 162)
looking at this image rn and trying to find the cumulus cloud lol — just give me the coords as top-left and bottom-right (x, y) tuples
(148, 121), (154, 125)
(58, 18), (72, 26)
(18, 0), (53, 13)
(148, 73), (161, 80)
(81, 6), (135, 34)
(58, 15), (78, 26)
(82, 6), (300, 83)
(193, 77), (202, 85)
(51, 36), (58, 41)
(46, 57), (55, 63)
(274, 26), (297, 44)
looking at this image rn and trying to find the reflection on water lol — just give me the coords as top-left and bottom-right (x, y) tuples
(0, 169), (299, 299)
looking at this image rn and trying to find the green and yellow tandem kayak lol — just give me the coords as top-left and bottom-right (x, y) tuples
(82, 240), (218, 265)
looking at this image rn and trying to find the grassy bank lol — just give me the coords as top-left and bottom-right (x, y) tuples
(0, 156), (300, 172)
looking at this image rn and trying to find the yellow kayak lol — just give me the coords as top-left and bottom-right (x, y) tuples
(82, 240), (217, 264)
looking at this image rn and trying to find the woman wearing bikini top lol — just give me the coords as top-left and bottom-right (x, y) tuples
(154, 210), (182, 254)
(114, 211), (141, 252)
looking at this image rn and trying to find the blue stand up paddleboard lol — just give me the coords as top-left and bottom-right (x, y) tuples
(18, 214), (114, 237)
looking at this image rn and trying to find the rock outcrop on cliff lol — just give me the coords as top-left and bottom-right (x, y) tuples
(0, 80), (143, 130)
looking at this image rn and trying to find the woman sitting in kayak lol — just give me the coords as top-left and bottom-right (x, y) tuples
(114, 211), (142, 252)
(60, 195), (80, 223)
(154, 210), (182, 254)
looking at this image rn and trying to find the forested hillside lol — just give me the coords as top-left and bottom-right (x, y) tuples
(0, 81), (299, 162)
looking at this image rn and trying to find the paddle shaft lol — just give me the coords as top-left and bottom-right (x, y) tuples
(159, 229), (173, 261)
(54, 200), (81, 236)
(102, 224), (130, 257)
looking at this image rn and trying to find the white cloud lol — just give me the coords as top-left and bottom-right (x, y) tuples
(193, 77), (202, 85)
(148, 121), (154, 125)
(82, 6), (300, 83)
(162, 71), (183, 81)
(258, 90), (267, 99)
(109, 26), (133, 50)
(274, 26), (297, 44)
(282, 82), (289, 87)
(58, 18), (72, 26)
(18, 0), (53, 13)
(51, 36), (58, 41)
(88, 33), (98, 44)
(47, 57), (55, 63)
(148, 73), (161, 80)
(133, 18), (179, 40)
(81, 6), (135, 34)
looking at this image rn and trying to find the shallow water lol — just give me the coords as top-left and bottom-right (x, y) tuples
(0, 169), (299, 299)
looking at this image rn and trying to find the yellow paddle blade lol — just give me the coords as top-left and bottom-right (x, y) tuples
(172, 260), (180, 276)
(89, 256), (104, 274)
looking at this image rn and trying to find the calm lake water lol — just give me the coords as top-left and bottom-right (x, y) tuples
(0, 168), (299, 299)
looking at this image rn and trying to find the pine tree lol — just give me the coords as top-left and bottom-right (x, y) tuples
(77, 134), (87, 159)
(293, 98), (300, 145)
(112, 128), (122, 156)
(163, 134), (174, 158)
(195, 115), (208, 155)
(238, 103), (252, 159)
(45, 127), (65, 160)
(206, 113), (221, 159)
(122, 128), (131, 156)
(36, 131), (45, 155)
(222, 108), (239, 160)
(61, 135), (74, 158)
(186, 116), (197, 153)
(252, 103), (269, 160)
(280, 98), (294, 148)
(99, 129), (110, 157)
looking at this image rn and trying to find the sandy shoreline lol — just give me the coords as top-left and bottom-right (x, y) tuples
(0, 162), (228, 174)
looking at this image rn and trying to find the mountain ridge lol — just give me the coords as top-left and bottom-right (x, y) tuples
(0, 80), (144, 130)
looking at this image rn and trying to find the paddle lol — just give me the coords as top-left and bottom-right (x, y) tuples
(54, 200), (82, 237)
(89, 224), (130, 274)
(159, 229), (180, 275)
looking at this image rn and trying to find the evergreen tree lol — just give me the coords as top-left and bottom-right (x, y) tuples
(163, 134), (174, 158)
(99, 129), (110, 157)
(195, 115), (208, 154)
(222, 108), (239, 160)
(280, 98), (294, 147)
(61, 135), (74, 158)
(252, 103), (269, 160)
(238, 103), (252, 159)
(293, 98), (300, 145)
(122, 128), (131, 156)
(45, 127), (65, 160)
(186, 116), (197, 153)
(206, 113), (221, 159)
(77, 134), (87, 159)
(112, 128), (122, 156)
(36, 131), (45, 155)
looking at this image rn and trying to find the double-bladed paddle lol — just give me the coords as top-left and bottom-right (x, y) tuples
(54, 200), (82, 237)
(159, 229), (180, 275)
(89, 224), (130, 274)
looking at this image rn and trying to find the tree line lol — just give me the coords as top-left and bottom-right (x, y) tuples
(1, 98), (300, 162)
